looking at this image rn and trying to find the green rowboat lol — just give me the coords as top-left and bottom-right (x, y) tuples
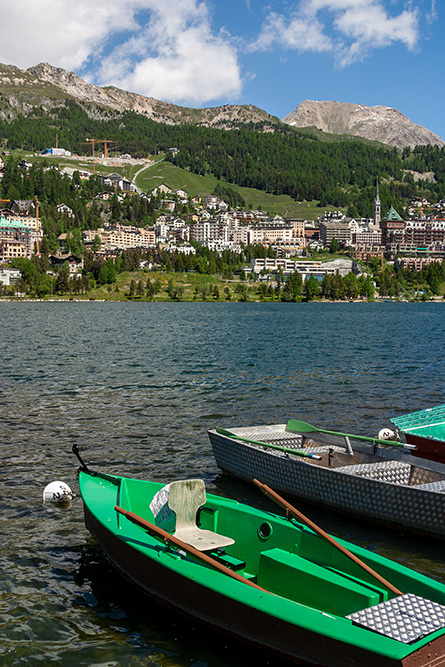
(77, 464), (445, 666)
(391, 404), (445, 464)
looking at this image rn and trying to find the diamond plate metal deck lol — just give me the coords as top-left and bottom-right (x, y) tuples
(347, 594), (445, 644)
(414, 480), (445, 492)
(335, 460), (412, 484)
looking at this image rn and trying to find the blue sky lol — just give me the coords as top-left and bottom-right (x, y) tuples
(1, 0), (443, 140)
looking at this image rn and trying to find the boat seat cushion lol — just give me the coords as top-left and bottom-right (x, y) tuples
(168, 479), (235, 552)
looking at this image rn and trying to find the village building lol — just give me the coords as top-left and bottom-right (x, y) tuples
(11, 200), (36, 216)
(49, 253), (83, 276)
(248, 257), (353, 281)
(100, 173), (137, 192)
(190, 220), (230, 245)
(379, 206), (405, 245)
(0, 216), (36, 259)
(0, 267), (22, 286)
(150, 183), (172, 197)
(395, 256), (444, 271)
(318, 219), (353, 247)
(83, 223), (155, 252)
(56, 203), (74, 217)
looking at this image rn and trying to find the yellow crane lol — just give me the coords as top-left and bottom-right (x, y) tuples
(35, 196), (40, 255)
(80, 138), (117, 158)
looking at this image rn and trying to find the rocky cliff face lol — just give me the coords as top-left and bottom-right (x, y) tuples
(25, 63), (277, 128)
(282, 100), (444, 149)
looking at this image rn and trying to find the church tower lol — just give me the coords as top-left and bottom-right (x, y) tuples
(374, 179), (381, 228)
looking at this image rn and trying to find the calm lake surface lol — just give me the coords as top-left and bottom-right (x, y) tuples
(1, 301), (445, 666)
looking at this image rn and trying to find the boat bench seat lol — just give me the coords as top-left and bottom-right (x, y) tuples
(258, 548), (382, 616)
(413, 479), (445, 493)
(208, 549), (246, 572)
(335, 460), (411, 485)
(168, 479), (235, 552)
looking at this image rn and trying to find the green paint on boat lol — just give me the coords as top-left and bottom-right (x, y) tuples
(392, 405), (445, 443)
(78, 470), (445, 666)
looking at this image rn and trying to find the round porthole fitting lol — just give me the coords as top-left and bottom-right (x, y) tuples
(258, 522), (273, 540)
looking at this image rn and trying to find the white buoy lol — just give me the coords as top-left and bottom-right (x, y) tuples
(378, 428), (397, 441)
(43, 481), (73, 504)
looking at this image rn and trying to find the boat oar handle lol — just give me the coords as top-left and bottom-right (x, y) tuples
(252, 479), (403, 597)
(114, 505), (267, 593)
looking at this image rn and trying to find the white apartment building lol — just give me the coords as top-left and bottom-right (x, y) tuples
(206, 240), (242, 253)
(83, 224), (155, 251)
(352, 230), (382, 245)
(247, 221), (295, 246)
(0, 239), (27, 260)
(249, 257), (353, 280)
(191, 221), (230, 244)
(0, 267), (22, 286)
(231, 226), (250, 245)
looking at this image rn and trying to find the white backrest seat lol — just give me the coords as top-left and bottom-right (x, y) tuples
(168, 479), (235, 552)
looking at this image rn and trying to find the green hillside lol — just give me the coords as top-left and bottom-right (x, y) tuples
(135, 160), (340, 218)
(0, 96), (444, 216)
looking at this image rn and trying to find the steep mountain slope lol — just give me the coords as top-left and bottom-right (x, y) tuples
(25, 63), (278, 129)
(0, 63), (71, 115)
(282, 100), (444, 149)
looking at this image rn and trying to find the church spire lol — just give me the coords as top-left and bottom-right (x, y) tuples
(374, 178), (381, 227)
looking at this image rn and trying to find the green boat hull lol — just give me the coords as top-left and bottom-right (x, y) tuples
(78, 470), (445, 666)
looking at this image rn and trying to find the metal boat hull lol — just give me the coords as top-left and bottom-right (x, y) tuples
(208, 425), (445, 539)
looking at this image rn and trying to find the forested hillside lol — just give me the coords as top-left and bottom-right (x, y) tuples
(1, 101), (444, 216)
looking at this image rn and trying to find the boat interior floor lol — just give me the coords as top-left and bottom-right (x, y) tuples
(255, 439), (445, 489)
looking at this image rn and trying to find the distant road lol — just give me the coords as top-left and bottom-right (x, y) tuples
(133, 157), (166, 192)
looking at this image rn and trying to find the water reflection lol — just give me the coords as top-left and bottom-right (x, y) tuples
(1, 301), (445, 665)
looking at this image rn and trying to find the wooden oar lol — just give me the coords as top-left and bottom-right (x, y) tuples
(287, 419), (416, 450)
(253, 479), (403, 597)
(215, 427), (322, 460)
(114, 505), (267, 593)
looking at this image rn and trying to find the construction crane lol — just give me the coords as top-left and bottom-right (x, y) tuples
(0, 198), (10, 208)
(80, 138), (117, 159)
(35, 196), (40, 255)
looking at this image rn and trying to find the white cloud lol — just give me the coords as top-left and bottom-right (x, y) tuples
(0, 0), (242, 105)
(252, 0), (420, 66)
(426, 0), (437, 23)
(250, 12), (332, 53)
(0, 1), (139, 70)
(97, 2), (242, 104)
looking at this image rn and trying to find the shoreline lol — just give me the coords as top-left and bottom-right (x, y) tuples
(1, 297), (444, 304)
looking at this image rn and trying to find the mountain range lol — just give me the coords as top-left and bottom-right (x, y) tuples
(0, 62), (443, 150)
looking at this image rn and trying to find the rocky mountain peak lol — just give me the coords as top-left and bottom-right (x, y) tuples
(27, 63), (119, 107)
(282, 100), (444, 149)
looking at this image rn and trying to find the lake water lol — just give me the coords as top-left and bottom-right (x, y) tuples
(1, 301), (445, 666)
